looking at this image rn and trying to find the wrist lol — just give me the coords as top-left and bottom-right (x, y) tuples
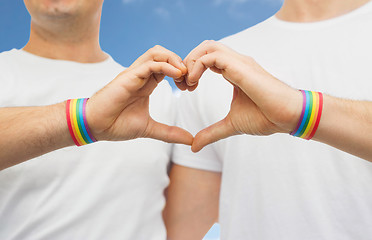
(265, 87), (303, 134)
(287, 89), (304, 133)
(53, 101), (76, 147)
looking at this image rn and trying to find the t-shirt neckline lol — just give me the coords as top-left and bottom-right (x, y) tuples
(19, 49), (114, 67)
(272, 0), (372, 29)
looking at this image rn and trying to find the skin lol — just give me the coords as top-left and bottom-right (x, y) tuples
(164, 1), (372, 239)
(276, 0), (371, 22)
(184, 40), (372, 160)
(23, 0), (107, 62)
(0, 0), (193, 170)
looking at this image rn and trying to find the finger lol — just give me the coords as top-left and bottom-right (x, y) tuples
(183, 40), (214, 74)
(187, 51), (228, 86)
(177, 40), (220, 90)
(145, 119), (194, 145)
(174, 77), (198, 92)
(174, 75), (185, 83)
(137, 78), (159, 97)
(210, 66), (223, 74)
(184, 40), (227, 74)
(123, 62), (182, 92)
(191, 116), (237, 153)
(133, 45), (187, 74)
(153, 73), (166, 83)
(152, 48), (187, 75)
(186, 81), (198, 92)
(136, 62), (183, 81)
(174, 80), (188, 91)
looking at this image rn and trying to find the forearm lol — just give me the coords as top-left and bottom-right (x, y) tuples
(314, 95), (372, 161)
(164, 165), (221, 240)
(0, 102), (73, 170)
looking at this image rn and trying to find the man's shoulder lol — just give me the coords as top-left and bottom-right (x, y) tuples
(0, 49), (19, 77)
(106, 56), (125, 71)
(0, 49), (19, 64)
(0, 48), (19, 60)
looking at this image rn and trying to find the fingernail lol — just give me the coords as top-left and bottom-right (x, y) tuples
(187, 81), (197, 86)
(174, 78), (183, 83)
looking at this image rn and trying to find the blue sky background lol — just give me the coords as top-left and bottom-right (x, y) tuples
(0, 0), (283, 238)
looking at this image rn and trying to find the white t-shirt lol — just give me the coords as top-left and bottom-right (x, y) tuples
(0, 49), (175, 240)
(173, 2), (372, 240)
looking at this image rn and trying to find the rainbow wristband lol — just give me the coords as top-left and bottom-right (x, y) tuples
(290, 90), (323, 140)
(66, 98), (97, 146)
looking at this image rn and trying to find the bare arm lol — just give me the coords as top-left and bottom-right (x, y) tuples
(164, 164), (221, 240)
(180, 40), (372, 162)
(314, 96), (372, 161)
(165, 41), (372, 240)
(0, 103), (72, 170)
(0, 45), (193, 170)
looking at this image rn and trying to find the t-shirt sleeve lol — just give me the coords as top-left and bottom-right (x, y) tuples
(171, 70), (233, 172)
(0, 51), (15, 107)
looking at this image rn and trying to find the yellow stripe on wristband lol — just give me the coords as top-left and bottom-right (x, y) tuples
(71, 99), (86, 145)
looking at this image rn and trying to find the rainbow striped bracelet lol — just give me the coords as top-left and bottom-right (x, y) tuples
(66, 98), (97, 146)
(290, 90), (323, 140)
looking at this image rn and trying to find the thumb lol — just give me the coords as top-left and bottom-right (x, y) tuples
(192, 116), (237, 153)
(145, 118), (194, 145)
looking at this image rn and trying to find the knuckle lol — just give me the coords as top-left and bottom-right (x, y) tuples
(148, 45), (162, 55)
(146, 62), (156, 71)
(152, 45), (163, 51)
(204, 39), (214, 44)
(195, 58), (203, 66)
(205, 40), (216, 47)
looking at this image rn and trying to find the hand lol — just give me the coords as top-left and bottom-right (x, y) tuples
(180, 40), (302, 152)
(86, 45), (193, 145)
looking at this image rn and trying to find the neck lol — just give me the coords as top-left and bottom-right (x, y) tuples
(23, 13), (107, 63)
(276, 0), (370, 22)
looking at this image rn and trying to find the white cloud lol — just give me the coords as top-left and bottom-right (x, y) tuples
(214, 0), (282, 6)
(120, 0), (282, 21)
(175, 0), (186, 12)
(121, 0), (181, 18)
(153, 7), (171, 20)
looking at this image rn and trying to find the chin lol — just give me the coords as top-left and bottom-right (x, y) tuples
(25, 0), (84, 19)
